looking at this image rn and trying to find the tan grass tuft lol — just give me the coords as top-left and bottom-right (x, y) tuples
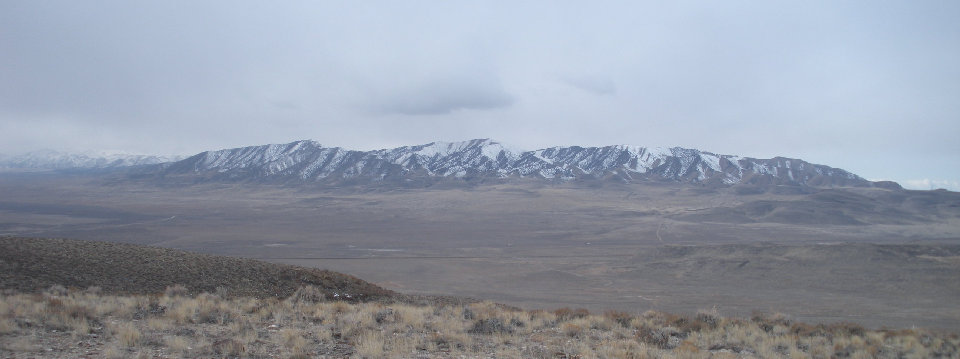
(354, 330), (386, 358)
(114, 322), (141, 347)
(2, 337), (39, 352)
(394, 304), (429, 329)
(0, 317), (17, 334)
(147, 317), (172, 331)
(562, 321), (585, 337)
(553, 307), (590, 321)
(289, 335), (310, 356)
(102, 344), (125, 359)
(212, 338), (246, 356)
(165, 335), (193, 354)
(164, 284), (189, 297)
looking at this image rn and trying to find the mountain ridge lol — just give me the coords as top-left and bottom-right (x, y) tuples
(0, 149), (183, 170)
(145, 139), (887, 188)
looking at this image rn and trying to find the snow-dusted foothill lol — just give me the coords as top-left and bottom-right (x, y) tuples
(0, 150), (183, 170)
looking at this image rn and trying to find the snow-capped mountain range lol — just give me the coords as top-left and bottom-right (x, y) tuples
(0, 150), (183, 170)
(1, 139), (884, 187)
(151, 139), (874, 187)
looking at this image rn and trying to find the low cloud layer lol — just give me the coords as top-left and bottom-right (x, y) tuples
(900, 179), (960, 192)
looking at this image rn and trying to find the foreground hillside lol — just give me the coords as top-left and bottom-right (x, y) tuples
(0, 237), (392, 300)
(1, 237), (958, 358)
(2, 286), (958, 358)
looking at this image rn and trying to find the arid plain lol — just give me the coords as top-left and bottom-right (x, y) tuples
(2, 172), (959, 330)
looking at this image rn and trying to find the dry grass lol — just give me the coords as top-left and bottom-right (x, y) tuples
(114, 322), (141, 347)
(164, 335), (192, 354)
(1, 285), (958, 358)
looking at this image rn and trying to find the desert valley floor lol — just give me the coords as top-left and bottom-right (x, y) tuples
(1, 173), (959, 330)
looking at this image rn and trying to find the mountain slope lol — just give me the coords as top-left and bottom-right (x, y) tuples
(0, 150), (182, 170)
(0, 237), (393, 300)
(152, 139), (876, 187)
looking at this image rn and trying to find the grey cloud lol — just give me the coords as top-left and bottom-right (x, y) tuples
(366, 70), (516, 115)
(0, 1), (957, 186)
(562, 75), (617, 96)
(372, 78), (515, 116)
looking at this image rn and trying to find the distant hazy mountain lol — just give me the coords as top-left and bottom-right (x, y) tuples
(0, 150), (183, 170)
(149, 139), (884, 188)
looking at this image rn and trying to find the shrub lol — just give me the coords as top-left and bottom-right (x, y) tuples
(164, 285), (189, 297)
(828, 322), (867, 337)
(676, 339), (700, 354)
(791, 322), (827, 337)
(395, 305), (429, 329)
(431, 331), (471, 352)
(469, 317), (513, 334)
(165, 336), (192, 354)
(553, 307), (590, 321)
(562, 321), (584, 337)
(289, 285), (326, 304)
(751, 312), (792, 333)
(115, 322), (141, 347)
(695, 308), (720, 329)
(212, 338), (246, 356)
(0, 318), (16, 334)
(195, 293), (232, 324)
(84, 286), (102, 295)
(374, 307), (395, 324)
(641, 326), (682, 349)
(354, 330), (385, 358)
(43, 285), (68, 297)
(605, 310), (634, 328)
(102, 345), (124, 359)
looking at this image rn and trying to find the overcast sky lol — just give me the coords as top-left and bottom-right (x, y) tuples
(1, 1), (958, 189)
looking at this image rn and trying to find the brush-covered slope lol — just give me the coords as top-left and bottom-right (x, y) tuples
(0, 237), (393, 300)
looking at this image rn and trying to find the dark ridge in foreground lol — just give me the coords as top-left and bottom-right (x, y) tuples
(0, 237), (394, 301)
